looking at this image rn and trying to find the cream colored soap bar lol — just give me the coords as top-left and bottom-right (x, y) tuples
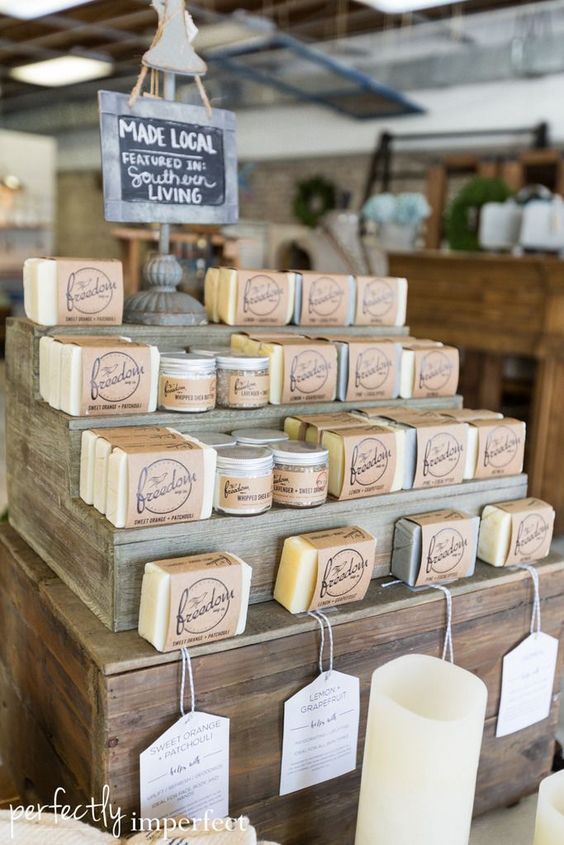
(322, 424), (404, 498)
(138, 552), (252, 652)
(218, 269), (295, 326)
(400, 342), (459, 399)
(105, 434), (216, 528)
(204, 267), (220, 323)
(478, 498), (555, 566)
(274, 525), (376, 613)
(24, 256), (123, 326)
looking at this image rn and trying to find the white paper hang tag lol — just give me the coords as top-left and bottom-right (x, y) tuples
(496, 563), (559, 737)
(140, 647), (230, 820)
(280, 612), (360, 795)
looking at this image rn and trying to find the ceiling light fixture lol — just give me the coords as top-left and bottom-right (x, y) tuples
(10, 55), (112, 87)
(0, 0), (95, 19)
(358, 0), (469, 12)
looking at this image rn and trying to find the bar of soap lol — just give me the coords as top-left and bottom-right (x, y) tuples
(328, 337), (401, 401)
(218, 268), (295, 326)
(139, 552), (252, 652)
(204, 267), (220, 323)
(24, 257), (123, 326)
(322, 424), (404, 499)
(400, 342), (459, 399)
(471, 417), (526, 479)
(42, 335), (159, 416)
(354, 275), (407, 326)
(283, 412), (365, 442)
(292, 272), (355, 326)
(106, 433), (216, 528)
(274, 525), (376, 613)
(392, 509), (479, 586)
(79, 426), (183, 511)
(258, 337), (337, 404)
(478, 498), (555, 566)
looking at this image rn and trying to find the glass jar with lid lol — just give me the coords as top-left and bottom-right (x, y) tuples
(214, 446), (274, 515)
(158, 353), (216, 413)
(231, 428), (289, 447)
(216, 353), (270, 409)
(271, 441), (329, 508)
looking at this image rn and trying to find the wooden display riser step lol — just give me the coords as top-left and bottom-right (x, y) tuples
(7, 317), (484, 633)
(0, 526), (562, 845)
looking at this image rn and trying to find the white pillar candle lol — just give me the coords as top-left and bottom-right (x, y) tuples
(355, 654), (487, 845)
(533, 771), (564, 844)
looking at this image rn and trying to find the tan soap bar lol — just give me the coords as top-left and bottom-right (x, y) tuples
(478, 497), (555, 567)
(24, 256), (123, 326)
(470, 417), (526, 479)
(256, 337), (337, 404)
(292, 272), (355, 326)
(105, 434), (216, 528)
(392, 509), (479, 586)
(138, 551), (252, 652)
(274, 525), (376, 613)
(218, 268), (295, 326)
(204, 267), (220, 323)
(284, 412), (365, 442)
(322, 424), (404, 499)
(354, 275), (407, 326)
(316, 335), (401, 401)
(399, 341), (459, 399)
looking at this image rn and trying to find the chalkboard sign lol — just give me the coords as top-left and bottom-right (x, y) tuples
(98, 91), (238, 225)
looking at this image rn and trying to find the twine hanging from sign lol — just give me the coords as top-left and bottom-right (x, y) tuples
(129, 0), (212, 116)
(382, 579), (455, 663)
(308, 610), (334, 677)
(510, 563), (542, 634)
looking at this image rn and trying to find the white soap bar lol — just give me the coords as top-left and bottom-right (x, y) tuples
(218, 269), (295, 326)
(204, 267), (220, 323)
(38, 336), (54, 403)
(478, 507), (512, 567)
(139, 553), (252, 652)
(55, 340), (159, 416)
(292, 272), (355, 326)
(478, 498), (555, 567)
(400, 343), (459, 399)
(23, 257), (123, 326)
(105, 435), (216, 528)
(322, 425), (404, 498)
(79, 430), (98, 505)
(464, 424), (479, 480)
(354, 275), (408, 326)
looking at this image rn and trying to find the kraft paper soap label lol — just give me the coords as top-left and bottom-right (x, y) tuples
(355, 276), (402, 326)
(282, 341), (337, 403)
(217, 473), (273, 511)
(412, 423), (466, 489)
(140, 710), (230, 820)
(162, 553), (243, 650)
(125, 443), (204, 528)
(289, 412), (362, 442)
(235, 270), (290, 325)
(340, 427), (397, 500)
(306, 526), (376, 611)
(498, 498), (555, 564)
(412, 347), (459, 398)
(473, 419), (526, 479)
(80, 344), (152, 415)
(496, 632), (559, 737)
(346, 341), (398, 401)
(280, 670), (360, 795)
(55, 258), (123, 325)
(299, 273), (350, 326)
(159, 374), (216, 409)
(411, 510), (476, 586)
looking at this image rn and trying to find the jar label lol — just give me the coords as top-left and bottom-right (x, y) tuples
(218, 473), (273, 511)
(227, 372), (269, 407)
(273, 466), (328, 506)
(159, 374), (216, 410)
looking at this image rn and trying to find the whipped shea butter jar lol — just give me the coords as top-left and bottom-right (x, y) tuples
(158, 353), (216, 413)
(272, 441), (329, 508)
(216, 352), (270, 409)
(214, 446), (274, 515)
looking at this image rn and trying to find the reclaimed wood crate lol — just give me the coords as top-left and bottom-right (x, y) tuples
(0, 526), (562, 845)
(6, 317), (527, 631)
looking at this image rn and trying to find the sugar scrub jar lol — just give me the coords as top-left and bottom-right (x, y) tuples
(272, 441), (329, 508)
(158, 353), (216, 412)
(216, 353), (270, 409)
(214, 446), (274, 515)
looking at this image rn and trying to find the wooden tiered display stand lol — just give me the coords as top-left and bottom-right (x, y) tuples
(0, 317), (563, 845)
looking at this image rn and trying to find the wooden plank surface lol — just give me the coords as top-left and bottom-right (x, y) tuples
(0, 526), (561, 843)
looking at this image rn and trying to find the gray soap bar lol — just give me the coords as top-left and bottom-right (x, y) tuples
(292, 273), (355, 326)
(391, 514), (480, 586)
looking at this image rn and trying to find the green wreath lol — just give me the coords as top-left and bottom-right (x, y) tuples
(445, 177), (513, 251)
(293, 176), (336, 228)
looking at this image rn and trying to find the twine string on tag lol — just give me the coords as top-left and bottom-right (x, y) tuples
(308, 611), (326, 675)
(428, 584), (454, 663)
(510, 563), (542, 634)
(382, 579), (402, 589)
(180, 646), (196, 716)
(315, 610), (334, 676)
